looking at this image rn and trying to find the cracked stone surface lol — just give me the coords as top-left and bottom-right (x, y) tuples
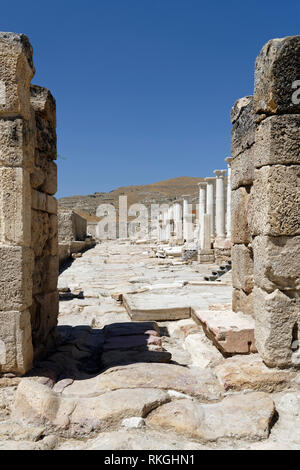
(1, 240), (300, 450)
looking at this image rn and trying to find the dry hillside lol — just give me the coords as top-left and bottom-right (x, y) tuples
(59, 176), (207, 221)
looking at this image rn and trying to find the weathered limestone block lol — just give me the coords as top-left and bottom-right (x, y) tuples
(255, 115), (300, 168)
(254, 36), (300, 115)
(0, 33), (35, 119)
(30, 85), (56, 127)
(249, 165), (300, 237)
(231, 186), (251, 244)
(232, 244), (254, 294)
(58, 209), (87, 243)
(31, 190), (46, 212)
(0, 310), (33, 375)
(0, 116), (35, 170)
(46, 195), (57, 215)
(231, 146), (255, 190)
(32, 256), (58, 295)
(40, 161), (57, 195)
(254, 287), (299, 367)
(0, 167), (31, 246)
(192, 307), (256, 355)
(147, 393), (275, 442)
(231, 96), (255, 158)
(30, 85), (56, 162)
(0, 246), (33, 311)
(31, 210), (50, 257)
(253, 235), (300, 293)
(232, 288), (254, 316)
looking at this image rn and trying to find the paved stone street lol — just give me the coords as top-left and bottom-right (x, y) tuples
(0, 241), (299, 450)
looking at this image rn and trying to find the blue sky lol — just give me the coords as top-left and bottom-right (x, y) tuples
(1, 0), (299, 197)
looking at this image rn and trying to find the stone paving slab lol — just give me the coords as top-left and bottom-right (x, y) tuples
(123, 293), (191, 321)
(191, 307), (256, 355)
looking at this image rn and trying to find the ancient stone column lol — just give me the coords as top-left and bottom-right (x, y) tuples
(214, 170), (226, 239)
(205, 178), (215, 238)
(225, 157), (232, 239)
(182, 195), (193, 242)
(198, 214), (215, 263)
(172, 202), (183, 241)
(249, 36), (300, 368)
(197, 182), (207, 246)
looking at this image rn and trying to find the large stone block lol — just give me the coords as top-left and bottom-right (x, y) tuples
(253, 235), (300, 293)
(231, 146), (255, 190)
(248, 165), (300, 236)
(254, 114), (300, 168)
(58, 209), (87, 243)
(231, 96), (255, 158)
(0, 167), (31, 246)
(31, 210), (50, 257)
(0, 309), (33, 375)
(0, 33), (35, 119)
(232, 244), (254, 294)
(254, 36), (300, 115)
(30, 85), (56, 128)
(40, 161), (57, 195)
(0, 246), (33, 311)
(31, 189), (46, 212)
(231, 187), (251, 244)
(254, 287), (299, 368)
(232, 288), (254, 316)
(0, 116), (35, 170)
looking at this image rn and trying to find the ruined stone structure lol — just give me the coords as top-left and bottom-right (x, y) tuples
(58, 208), (87, 243)
(0, 33), (58, 374)
(231, 36), (300, 368)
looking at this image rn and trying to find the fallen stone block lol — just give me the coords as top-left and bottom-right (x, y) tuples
(191, 307), (257, 355)
(123, 293), (191, 321)
(249, 165), (300, 237)
(184, 332), (224, 368)
(147, 392), (275, 442)
(232, 288), (254, 316)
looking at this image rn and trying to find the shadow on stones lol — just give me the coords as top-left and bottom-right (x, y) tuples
(26, 322), (173, 386)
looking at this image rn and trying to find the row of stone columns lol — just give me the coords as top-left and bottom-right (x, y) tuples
(197, 160), (232, 244)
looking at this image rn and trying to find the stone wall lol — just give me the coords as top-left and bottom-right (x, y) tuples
(231, 36), (300, 368)
(0, 33), (58, 375)
(58, 209), (87, 243)
(251, 36), (300, 368)
(230, 96), (255, 316)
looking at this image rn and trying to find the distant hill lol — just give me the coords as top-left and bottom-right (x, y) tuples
(58, 176), (208, 221)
